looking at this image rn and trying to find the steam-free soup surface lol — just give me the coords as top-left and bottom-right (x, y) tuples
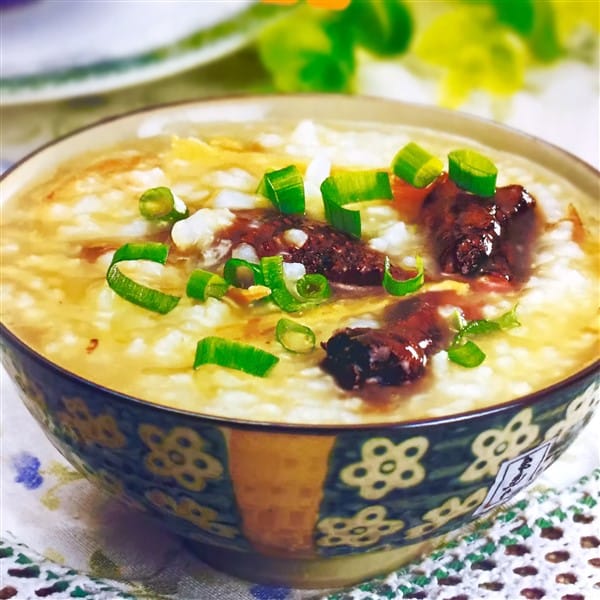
(1, 120), (598, 424)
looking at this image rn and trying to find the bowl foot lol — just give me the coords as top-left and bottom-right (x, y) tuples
(186, 536), (443, 589)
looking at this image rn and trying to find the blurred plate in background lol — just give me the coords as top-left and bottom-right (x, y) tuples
(0, 0), (281, 105)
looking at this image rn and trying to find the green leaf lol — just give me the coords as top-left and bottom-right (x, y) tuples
(448, 340), (486, 368)
(495, 304), (521, 330)
(415, 5), (527, 106)
(258, 6), (355, 93)
(528, 0), (563, 62)
(342, 0), (412, 56)
(491, 0), (535, 34)
(448, 305), (520, 368)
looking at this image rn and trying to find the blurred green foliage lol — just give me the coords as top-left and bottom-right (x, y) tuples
(258, 0), (412, 92)
(257, 0), (598, 105)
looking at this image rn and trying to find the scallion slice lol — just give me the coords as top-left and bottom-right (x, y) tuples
(449, 305), (520, 368)
(186, 270), (228, 301)
(276, 318), (316, 354)
(223, 258), (264, 288)
(106, 243), (180, 314)
(139, 187), (188, 222)
(296, 273), (331, 303)
(257, 165), (305, 214)
(194, 337), (279, 377)
(322, 193), (361, 238)
(448, 149), (498, 197)
(260, 255), (330, 313)
(391, 142), (443, 188)
(447, 340), (486, 368)
(383, 256), (425, 296)
(260, 255), (304, 312)
(321, 170), (393, 237)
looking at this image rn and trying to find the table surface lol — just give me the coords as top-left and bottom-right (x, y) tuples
(1, 37), (599, 600)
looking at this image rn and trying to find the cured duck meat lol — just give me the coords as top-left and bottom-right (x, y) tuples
(420, 179), (538, 284)
(222, 210), (413, 286)
(321, 294), (449, 390)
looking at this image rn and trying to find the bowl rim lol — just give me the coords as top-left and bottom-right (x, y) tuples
(1, 92), (599, 433)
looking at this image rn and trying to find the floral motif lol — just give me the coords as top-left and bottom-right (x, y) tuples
(139, 425), (223, 492)
(145, 489), (238, 539)
(340, 436), (428, 499)
(404, 487), (488, 539)
(317, 505), (405, 548)
(544, 381), (600, 442)
(3, 354), (49, 427)
(459, 408), (539, 482)
(58, 396), (126, 449)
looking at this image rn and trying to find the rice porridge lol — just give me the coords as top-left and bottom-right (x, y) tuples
(1, 119), (598, 424)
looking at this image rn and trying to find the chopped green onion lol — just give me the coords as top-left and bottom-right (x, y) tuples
(257, 165), (305, 214)
(296, 273), (331, 303)
(106, 242), (180, 314)
(139, 187), (188, 222)
(392, 142), (443, 188)
(186, 270), (228, 301)
(449, 305), (520, 367)
(448, 149), (498, 197)
(194, 337), (279, 377)
(321, 170), (393, 237)
(383, 256), (425, 296)
(260, 256), (304, 312)
(448, 340), (486, 368)
(260, 255), (330, 313)
(322, 170), (393, 202)
(275, 318), (316, 354)
(322, 193), (361, 238)
(223, 258), (264, 288)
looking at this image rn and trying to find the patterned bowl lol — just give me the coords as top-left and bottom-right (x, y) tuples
(1, 96), (598, 588)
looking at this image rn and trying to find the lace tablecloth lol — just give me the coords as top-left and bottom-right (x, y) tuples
(1, 44), (599, 600)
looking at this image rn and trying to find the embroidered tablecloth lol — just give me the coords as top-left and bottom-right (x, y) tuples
(1, 40), (599, 600)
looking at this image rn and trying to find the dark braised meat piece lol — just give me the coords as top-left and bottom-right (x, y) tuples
(321, 295), (448, 390)
(420, 179), (538, 284)
(223, 210), (412, 286)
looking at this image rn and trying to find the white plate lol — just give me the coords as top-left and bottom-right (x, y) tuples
(0, 0), (282, 105)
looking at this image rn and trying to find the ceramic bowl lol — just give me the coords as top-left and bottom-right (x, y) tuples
(1, 95), (598, 588)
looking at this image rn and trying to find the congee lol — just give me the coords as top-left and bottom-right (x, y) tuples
(1, 120), (598, 424)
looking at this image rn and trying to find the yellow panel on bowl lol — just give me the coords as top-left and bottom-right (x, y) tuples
(228, 430), (335, 557)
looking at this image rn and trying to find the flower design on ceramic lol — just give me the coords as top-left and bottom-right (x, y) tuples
(146, 489), (238, 539)
(544, 381), (599, 443)
(459, 408), (539, 482)
(139, 425), (223, 492)
(84, 465), (123, 496)
(340, 436), (428, 499)
(317, 505), (405, 548)
(3, 355), (49, 427)
(404, 487), (488, 539)
(58, 396), (126, 449)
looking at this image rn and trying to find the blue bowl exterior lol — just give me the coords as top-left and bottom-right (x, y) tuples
(2, 326), (598, 559)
